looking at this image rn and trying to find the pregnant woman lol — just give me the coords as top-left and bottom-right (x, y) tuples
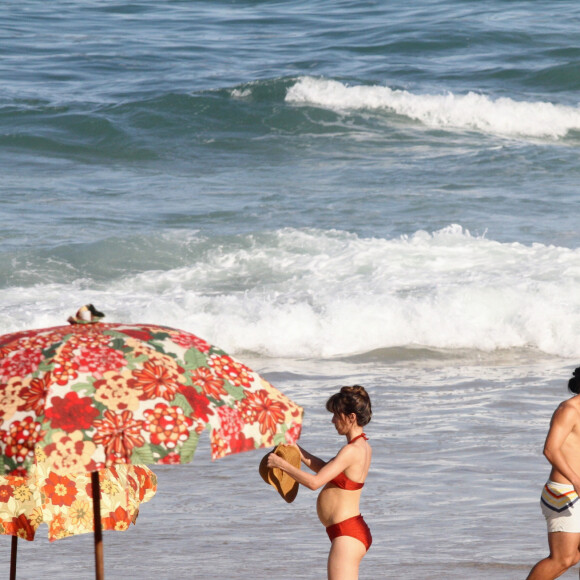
(267, 385), (373, 580)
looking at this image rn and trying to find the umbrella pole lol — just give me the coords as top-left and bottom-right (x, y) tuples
(9, 536), (17, 580)
(91, 471), (104, 580)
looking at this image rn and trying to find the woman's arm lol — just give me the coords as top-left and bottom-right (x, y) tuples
(297, 445), (326, 473)
(268, 444), (356, 491)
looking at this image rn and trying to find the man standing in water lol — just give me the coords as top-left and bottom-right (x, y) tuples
(527, 368), (580, 579)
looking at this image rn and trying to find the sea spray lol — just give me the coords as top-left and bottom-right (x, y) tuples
(2, 226), (579, 358)
(286, 77), (580, 139)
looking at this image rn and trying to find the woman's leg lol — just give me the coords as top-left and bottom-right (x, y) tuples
(327, 536), (366, 580)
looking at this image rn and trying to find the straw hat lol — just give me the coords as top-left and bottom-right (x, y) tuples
(259, 444), (301, 503)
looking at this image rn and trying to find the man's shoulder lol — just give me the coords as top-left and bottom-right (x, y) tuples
(561, 395), (580, 409)
(553, 397), (580, 423)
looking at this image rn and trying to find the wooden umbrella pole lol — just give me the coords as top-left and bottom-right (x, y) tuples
(92, 470), (104, 580)
(9, 536), (17, 580)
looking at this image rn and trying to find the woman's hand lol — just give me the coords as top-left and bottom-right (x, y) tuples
(266, 450), (287, 470)
(267, 444), (300, 470)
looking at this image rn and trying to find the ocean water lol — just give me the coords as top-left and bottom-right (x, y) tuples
(1, 0), (580, 577)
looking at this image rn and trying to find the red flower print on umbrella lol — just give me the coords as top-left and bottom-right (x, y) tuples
(130, 361), (181, 401)
(18, 373), (52, 415)
(144, 404), (194, 448)
(92, 410), (146, 464)
(42, 472), (78, 507)
(0, 452), (156, 577)
(73, 346), (127, 379)
(190, 367), (226, 399)
(0, 307), (303, 579)
(45, 392), (101, 431)
(0, 348), (44, 382)
(240, 389), (288, 435)
(0, 314), (302, 477)
(171, 332), (212, 353)
(208, 354), (253, 388)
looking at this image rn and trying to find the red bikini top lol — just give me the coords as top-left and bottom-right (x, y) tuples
(329, 433), (368, 490)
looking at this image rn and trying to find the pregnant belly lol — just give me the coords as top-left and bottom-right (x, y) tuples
(316, 485), (360, 527)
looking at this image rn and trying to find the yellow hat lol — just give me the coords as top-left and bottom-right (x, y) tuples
(259, 444), (301, 503)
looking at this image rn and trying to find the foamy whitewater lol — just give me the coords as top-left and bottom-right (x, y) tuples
(2, 0), (580, 578)
(3, 226), (580, 360)
(286, 77), (580, 139)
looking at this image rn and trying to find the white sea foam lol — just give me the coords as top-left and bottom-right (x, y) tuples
(286, 77), (580, 139)
(1, 226), (580, 359)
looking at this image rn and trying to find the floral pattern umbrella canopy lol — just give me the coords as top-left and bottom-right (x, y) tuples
(0, 450), (157, 542)
(0, 322), (303, 477)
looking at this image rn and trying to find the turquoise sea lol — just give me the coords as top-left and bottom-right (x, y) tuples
(2, 1), (580, 577)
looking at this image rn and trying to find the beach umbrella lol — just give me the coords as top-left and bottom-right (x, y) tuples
(0, 454), (156, 579)
(0, 309), (303, 578)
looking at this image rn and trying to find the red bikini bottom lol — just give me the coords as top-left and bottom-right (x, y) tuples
(326, 514), (372, 551)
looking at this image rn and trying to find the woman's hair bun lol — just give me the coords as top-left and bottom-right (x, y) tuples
(326, 385), (372, 426)
(345, 385), (369, 398)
